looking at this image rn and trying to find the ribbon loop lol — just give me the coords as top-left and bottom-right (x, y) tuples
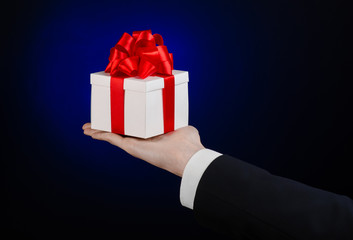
(153, 33), (164, 46)
(116, 32), (135, 55)
(118, 56), (139, 77)
(138, 58), (157, 79)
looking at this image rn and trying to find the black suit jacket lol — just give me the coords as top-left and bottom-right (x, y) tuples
(193, 155), (353, 239)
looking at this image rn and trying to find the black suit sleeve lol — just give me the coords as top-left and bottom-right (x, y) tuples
(193, 155), (353, 239)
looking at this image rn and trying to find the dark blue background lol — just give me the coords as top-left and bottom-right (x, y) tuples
(4, 0), (352, 238)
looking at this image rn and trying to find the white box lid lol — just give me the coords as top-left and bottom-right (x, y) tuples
(90, 70), (188, 92)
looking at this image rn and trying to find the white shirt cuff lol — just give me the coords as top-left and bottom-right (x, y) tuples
(180, 149), (222, 209)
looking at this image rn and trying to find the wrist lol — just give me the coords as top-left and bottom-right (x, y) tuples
(177, 145), (205, 177)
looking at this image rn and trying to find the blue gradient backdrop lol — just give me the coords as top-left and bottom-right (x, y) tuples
(4, 0), (352, 238)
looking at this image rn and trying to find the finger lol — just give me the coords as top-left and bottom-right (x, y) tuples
(82, 123), (91, 130)
(91, 131), (125, 148)
(83, 128), (101, 136)
(83, 126), (148, 157)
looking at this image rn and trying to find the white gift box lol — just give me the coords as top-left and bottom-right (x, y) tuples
(90, 70), (189, 138)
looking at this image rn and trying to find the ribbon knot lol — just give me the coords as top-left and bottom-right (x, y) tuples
(105, 30), (173, 79)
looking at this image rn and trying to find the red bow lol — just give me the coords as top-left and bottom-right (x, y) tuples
(105, 30), (174, 79)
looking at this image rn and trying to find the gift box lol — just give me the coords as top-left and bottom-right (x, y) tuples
(90, 30), (189, 138)
(90, 70), (189, 138)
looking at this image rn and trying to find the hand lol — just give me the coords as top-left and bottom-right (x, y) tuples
(82, 123), (205, 177)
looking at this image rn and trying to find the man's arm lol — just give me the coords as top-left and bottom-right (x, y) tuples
(83, 123), (353, 239)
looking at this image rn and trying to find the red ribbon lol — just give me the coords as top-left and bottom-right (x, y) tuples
(105, 30), (175, 135)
